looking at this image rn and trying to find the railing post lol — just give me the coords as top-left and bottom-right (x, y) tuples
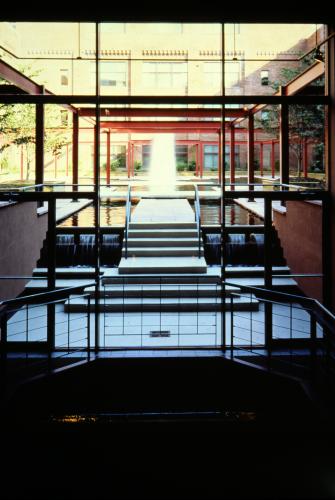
(87, 295), (91, 358)
(310, 313), (317, 377)
(230, 294), (234, 357)
(264, 197), (273, 353)
(47, 197), (56, 351)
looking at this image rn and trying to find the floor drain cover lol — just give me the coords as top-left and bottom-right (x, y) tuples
(150, 331), (171, 338)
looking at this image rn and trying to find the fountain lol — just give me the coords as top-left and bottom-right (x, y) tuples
(148, 133), (176, 195)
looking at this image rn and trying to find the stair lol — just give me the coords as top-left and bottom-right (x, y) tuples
(64, 294), (259, 313)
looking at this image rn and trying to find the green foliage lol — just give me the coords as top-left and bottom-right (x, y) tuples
(0, 65), (71, 179)
(257, 62), (325, 178)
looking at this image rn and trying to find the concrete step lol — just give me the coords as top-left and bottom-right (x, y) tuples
(122, 247), (204, 257)
(118, 257), (208, 275)
(225, 266), (291, 277)
(129, 222), (197, 229)
(127, 238), (200, 247)
(128, 229), (198, 238)
(64, 295), (259, 313)
(97, 284), (233, 298)
(102, 268), (220, 285)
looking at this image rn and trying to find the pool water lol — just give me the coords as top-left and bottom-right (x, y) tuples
(58, 199), (263, 227)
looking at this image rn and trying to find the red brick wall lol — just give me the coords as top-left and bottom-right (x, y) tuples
(273, 200), (322, 301)
(0, 202), (48, 301)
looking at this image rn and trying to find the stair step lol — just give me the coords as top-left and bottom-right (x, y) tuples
(102, 271), (220, 285)
(118, 257), (208, 275)
(122, 247), (204, 257)
(128, 229), (198, 238)
(129, 222), (197, 229)
(65, 295), (259, 313)
(127, 238), (200, 247)
(96, 284), (232, 298)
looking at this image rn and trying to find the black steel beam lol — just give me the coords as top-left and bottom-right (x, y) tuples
(0, 94), (329, 105)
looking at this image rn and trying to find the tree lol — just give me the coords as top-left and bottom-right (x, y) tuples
(257, 60), (325, 178)
(0, 65), (71, 181)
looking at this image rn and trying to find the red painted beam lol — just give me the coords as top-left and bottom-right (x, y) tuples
(99, 121), (221, 132)
(0, 58), (77, 114)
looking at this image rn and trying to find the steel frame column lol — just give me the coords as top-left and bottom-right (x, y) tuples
(94, 22), (100, 351)
(271, 141), (275, 178)
(264, 197), (273, 349)
(279, 103), (289, 186)
(72, 112), (79, 191)
(230, 124), (235, 186)
(218, 131), (222, 184)
(106, 130), (111, 185)
(47, 197), (56, 351)
(196, 142), (200, 177)
(127, 140), (131, 178)
(35, 103), (44, 186)
(326, 24), (335, 310)
(260, 142), (264, 176)
(247, 113), (255, 199)
(199, 142), (204, 178)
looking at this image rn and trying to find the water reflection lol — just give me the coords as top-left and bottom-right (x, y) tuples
(59, 199), (263, 227)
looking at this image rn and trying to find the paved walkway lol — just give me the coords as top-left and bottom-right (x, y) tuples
(131, 198), (195, 223)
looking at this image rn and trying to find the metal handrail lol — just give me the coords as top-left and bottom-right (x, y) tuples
(224, 280), (335, 334)
(194, 185), (202, 258)
(124, 185), (132, 259)
(0, 283), (95, 310)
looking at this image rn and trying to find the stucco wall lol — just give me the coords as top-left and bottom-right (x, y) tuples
(273, 200), (322, 302)
(0, 202), (47, 301)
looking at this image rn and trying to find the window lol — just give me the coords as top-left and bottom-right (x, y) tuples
(60, 69), (69, 86)
(204, 145), (218, 170)
(224, 61), (241, 89)
(261, 70), (269, 86)
(203, 62), (222, 90)
(142, 62), (187, 89)
(90, 62), (127, 88)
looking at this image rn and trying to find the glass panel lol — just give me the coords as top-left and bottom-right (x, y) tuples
(289, 105), (326, 188)
(99, 23), (222, 96)
(224, 24), (326, 95)
(0, 22), (96, 95)
(0, 103), (36, 186)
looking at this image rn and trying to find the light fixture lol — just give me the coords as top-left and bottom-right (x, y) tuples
(313, 47), (324, 63)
